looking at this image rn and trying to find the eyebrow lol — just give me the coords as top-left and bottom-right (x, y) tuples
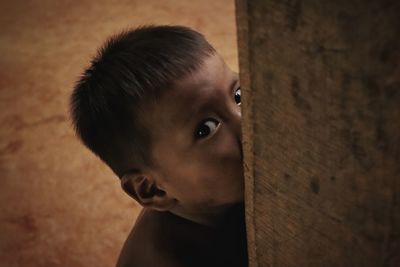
(180, 77), (239, 128)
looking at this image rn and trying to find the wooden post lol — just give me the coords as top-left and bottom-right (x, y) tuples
(236, 1), (400, 266)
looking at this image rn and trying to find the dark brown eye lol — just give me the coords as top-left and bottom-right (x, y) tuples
(195, 118), (219, 139)
(234, 87), (241, 105)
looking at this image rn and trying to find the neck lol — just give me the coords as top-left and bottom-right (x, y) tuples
(169, 202), (245, 227)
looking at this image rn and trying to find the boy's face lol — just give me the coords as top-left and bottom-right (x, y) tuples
(143, 53), (243, 213)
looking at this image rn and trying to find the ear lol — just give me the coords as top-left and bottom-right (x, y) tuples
(121, 173), (177, 211)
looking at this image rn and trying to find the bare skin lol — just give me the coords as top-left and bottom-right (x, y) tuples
(117, 53), (247, 266)
(116, 205), (247, 267)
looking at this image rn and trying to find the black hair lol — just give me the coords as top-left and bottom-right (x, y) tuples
(70, 25), (216, 177)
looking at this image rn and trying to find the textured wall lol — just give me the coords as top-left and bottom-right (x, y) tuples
(0, 1), (238, 266)
(236, 1), (400, 266)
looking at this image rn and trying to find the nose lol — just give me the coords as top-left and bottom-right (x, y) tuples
(227, 103), (243, 159)
(231, 106), (242, 142)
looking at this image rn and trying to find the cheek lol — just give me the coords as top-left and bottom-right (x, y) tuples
(153, 129), (244, 205)
(209, 128), (242, 164)
(200, 132), (244, 194)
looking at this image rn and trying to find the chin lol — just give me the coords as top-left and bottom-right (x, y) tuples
(226, 194), (245, 206)
(235, 197), (245, 205)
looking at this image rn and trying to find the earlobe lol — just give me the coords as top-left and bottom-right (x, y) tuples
(120, 173), (177, 211)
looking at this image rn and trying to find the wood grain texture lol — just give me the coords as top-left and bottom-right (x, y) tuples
(236, 0), (400, 266)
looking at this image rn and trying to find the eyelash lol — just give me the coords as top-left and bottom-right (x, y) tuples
(194, 118), (220, 140)
(194, 85), (241, 140)
(234, 86), (241, 105)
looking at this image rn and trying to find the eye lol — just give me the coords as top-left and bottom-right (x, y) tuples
(194, 118), (220, 139)
(234, 87), (241, 105)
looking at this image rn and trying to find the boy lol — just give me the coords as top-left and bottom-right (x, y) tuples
(70, 25), (247, 267)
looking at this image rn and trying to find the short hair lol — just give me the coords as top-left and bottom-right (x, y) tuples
(70, 25), (216, 177)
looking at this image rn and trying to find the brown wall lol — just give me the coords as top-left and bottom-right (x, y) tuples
(0, 1), (238, 266)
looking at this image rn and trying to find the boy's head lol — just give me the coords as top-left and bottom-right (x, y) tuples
(71, 25), (243, 220)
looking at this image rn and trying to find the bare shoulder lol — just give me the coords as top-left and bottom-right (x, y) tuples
(116, 205), (248, 267)
(116, 208), (181, 267)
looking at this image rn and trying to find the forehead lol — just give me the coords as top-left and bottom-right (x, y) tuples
(144, 54), (232, 128)
(174, 53), (229, 94)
